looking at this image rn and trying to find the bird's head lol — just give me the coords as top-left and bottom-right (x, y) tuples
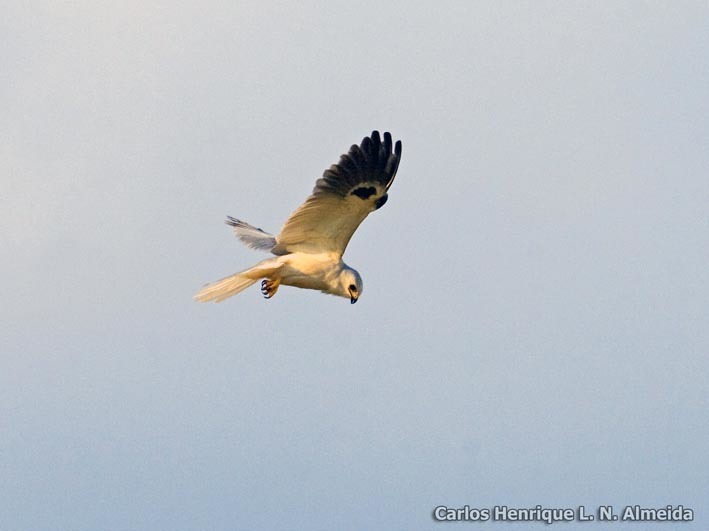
(340, 267), (363, 304)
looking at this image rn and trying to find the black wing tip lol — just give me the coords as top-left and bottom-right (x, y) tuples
(315, 130), (402, 196)
(356, 130), (402, 183)
(368, 130), (402, 188)
(365, 130), (401, 156)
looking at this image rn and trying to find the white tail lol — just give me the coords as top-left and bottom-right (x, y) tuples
(194, 272), (258, 303)
(194, 259), (283, 303)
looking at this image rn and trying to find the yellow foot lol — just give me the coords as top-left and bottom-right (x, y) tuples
(260, 279), (280, 299)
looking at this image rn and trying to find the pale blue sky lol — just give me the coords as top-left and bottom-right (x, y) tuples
(2, 2), (708, 530)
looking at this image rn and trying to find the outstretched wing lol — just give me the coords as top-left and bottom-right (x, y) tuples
(272, 131), (402, 256)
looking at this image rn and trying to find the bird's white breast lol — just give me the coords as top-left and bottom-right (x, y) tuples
(277, 252), (344, 293)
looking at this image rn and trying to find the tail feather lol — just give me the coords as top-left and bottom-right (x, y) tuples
(194, 272), (258, 303)
(225, 216), (277, 252)
(195, 260), (283, 303)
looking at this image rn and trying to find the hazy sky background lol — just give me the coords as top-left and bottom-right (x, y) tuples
(2, 2), (708, 530)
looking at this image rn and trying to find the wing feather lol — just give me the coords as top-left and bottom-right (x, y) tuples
(272, 131), (402, 256)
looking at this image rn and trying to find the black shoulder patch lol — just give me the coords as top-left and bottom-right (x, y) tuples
(351, 186), (376, 200)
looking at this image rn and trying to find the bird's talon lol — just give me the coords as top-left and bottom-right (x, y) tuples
(260, 279), (278, 299)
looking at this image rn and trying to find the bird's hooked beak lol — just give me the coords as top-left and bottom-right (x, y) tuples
(350, 294), (358, 304)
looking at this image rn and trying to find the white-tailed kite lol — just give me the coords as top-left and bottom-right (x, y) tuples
(195, 131), (402, 304)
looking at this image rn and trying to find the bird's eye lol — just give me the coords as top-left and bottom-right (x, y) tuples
(348, 284), (357, 292)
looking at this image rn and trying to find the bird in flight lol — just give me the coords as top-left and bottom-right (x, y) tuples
(195, 130), (402, 304)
